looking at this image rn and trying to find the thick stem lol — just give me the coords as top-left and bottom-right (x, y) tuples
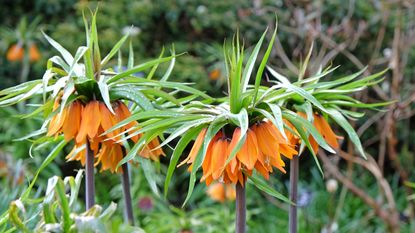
(235, 182), (246, 233)
(289, 155), (299, 233)
(121, 162), (135, 225)
(85, 140), (95, 209)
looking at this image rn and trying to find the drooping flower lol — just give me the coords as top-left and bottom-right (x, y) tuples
(179, 121), (298, 186)
(207, 182), (236, 203)
(48, 99), (164, 173)
(6, 44), (24, 62)
(6, 43), (41, 62)
(209, 69), (221, 81)
(298, 112), (342, 153)
(28, 44), (41, 62)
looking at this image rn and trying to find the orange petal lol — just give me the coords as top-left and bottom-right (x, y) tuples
(254, 161), (270, 180)
(87, 101), (102, 139)
(207, 183), (226, 202)
(47, 106), (68, 137)
(201, 139), (216, 180)
(237, 129), (258, 170)
(314, 113), (340, 150)
(100, 102), (120, 141)
(62, 101), (82, 141)
(225, 184), (236, 201)
(178, 128), (207, 167)
(212, 139), (228, 179)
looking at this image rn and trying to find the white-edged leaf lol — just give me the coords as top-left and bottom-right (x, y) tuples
(98, 78), (114, 114)
(326, 108), (366, 158)
(42, 32), (74, 65)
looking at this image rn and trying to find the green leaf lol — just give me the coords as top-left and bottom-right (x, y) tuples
(283, 114), (323, 176)
(164, 126), (205, 196)
(107, 55), (180, 83)
(326, 108), (366, 158)
(338, 69), (387, 90)
(299, 42), (313, 81)
(128, 40), (134, 70)
(241, 29), (267, 91)
(42, 32), (74, 65)
(42, 70), (54, 103)
(252, 24), (277, 106)
(147, 47), (164, 80)
(0, 80), (41, 96)
(84, 48), (94, 80)
(103, 110), (187, 136)
(161, 45), (176, 81)
(278, 81), (329, 114)
(0, 83), (42, 107)
(56, 178), (73, 232)
(21, 139), (67, 201)
(307, 67), (366, 90)
(101, 33), (129, 66)
(15, 128), (47, 141)
(140, 89), (181, 106)
(183, 118), (227, 206)
(283, 111), (335, 153)
(68, 46), (88, 77)
(98, 78), (114, 113)
(99, 202), (117, 221)
(91, 10), (101, 78)
(136, 156), (159, 196)
(126, 115), (202, 140)
(110, 86), (153, 110)
(9, 201), (30, 233)
(113, 78), (212, 100)
(59, 80), (75, 114)
(157, 118), (213, 149)
(65, 170), (83, 207)
(265, 103), (287, 140)
(248, 173), (292, 204)
(118, 129), (162, 167)
(225, 109), (249, 165)
(49, 56), (70, 72)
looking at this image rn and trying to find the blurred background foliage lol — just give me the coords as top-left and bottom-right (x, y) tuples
(0, 0), (414, 232)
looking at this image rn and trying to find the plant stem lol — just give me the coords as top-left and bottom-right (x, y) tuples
(235, 182), (246, 233)
(289, 155), (299, 233)
(121, 162), (135, 225)
(85, 140), (95, 209)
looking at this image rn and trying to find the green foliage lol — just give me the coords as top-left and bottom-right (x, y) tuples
(0, 1), (413, 232)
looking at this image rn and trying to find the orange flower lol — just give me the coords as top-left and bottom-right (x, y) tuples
(207, 182), (236, 203)
(29, 44), (41, 62)
(48, 99), (164, 172)
(179, 121), (298, 186)
(6, 44), (24, 62)
(209, 69), (221, 81)
(298, 112), (342, 154)
(6, 43), (41, 62)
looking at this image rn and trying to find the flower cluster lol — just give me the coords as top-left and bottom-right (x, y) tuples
(179, 120), (299, 186)
(47, 97), (164, 173)
(7, 44), (41, 62)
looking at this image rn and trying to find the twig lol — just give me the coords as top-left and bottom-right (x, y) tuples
(319, 150), (400, 233)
